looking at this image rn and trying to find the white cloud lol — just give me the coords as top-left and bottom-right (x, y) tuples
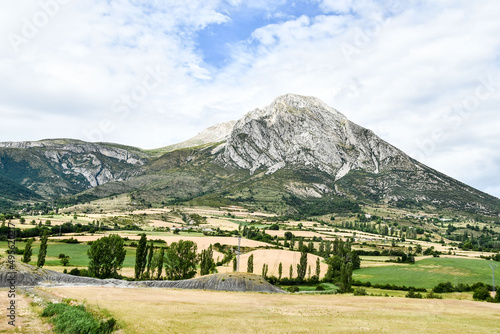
(1, 0), (500, 198)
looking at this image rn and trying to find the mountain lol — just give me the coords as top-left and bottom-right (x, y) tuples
(1, 94), (499, 217)
(0, 139), (149, 199)
(219, 94), (412, 176)
(155, 121), (236, 154)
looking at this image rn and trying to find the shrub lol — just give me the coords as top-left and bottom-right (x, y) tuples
(315, 285), (325, 291)
(354, 287), (367, 296)
(406, 290), (423, 299)
(287, 286), (299, 293)
(433, 282), (454, 293)
(473, 287), (490, 301)
(41, 303), (116, 334)
(69, 268), (80, 276)
(425, 291), (442, 299)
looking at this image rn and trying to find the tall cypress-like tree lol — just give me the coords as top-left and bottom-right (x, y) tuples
(319, 241), (325, 257)
(37, 231), (48, 267)
(261, 263), (268, 278)
(297, 248), (308, 281)
(157, 246), (165, 279)
(289, 264), (293, 279)
(200, 245), (216, 276)
(278, 262), (283, 281)
(22, 238), (34, 263)
(135, 233), (147, 279)
(247, 254), (254, 273)
(315, 257), (321, 278)
(339, 261), (353, 293)
(146, 241), (154, 277)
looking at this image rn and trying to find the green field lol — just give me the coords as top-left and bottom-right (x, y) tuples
(353, 257), (499, 289)
(0, 241), (139, 268)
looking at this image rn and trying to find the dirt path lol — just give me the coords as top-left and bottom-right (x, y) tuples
(0, 288), (53, 333)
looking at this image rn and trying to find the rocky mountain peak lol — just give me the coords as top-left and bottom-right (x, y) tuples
(220, 94), (415, 178)
(160, 120), (236, 153)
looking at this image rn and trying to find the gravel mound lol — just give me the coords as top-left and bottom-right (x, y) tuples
(0, 259), (284, 293)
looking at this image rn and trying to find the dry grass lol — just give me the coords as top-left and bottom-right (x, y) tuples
(43, 286), (500, 334)
(232, 249), (328, 278)
(47, 234), (270, 249)
(205, 217), (240, 230)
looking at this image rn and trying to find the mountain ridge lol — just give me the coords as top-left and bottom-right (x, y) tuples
(0, 94), (499, 217)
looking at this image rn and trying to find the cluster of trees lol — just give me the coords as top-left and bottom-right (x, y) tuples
(246, 238), (360, 294)
(0, 222), (99, 241)
(282, 195), (361, 219)
(432, 281), (493, 293)
(87, 234), (126, 278)
(323, 239), (359, 293)
(241, 225), (274, 243)
(84, 234), (217, 280)
(16, 231), (48, 268)
(246, 249), (322, 285)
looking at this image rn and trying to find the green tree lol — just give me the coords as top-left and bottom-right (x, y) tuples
(325, 255), (342, 281)
(262, 263), (268, 278)
(134, 234), (148, 279)
(233, 257), (237, 272)
(315, 257), (321, 278)
(289, 264), (293, 279)
(319, 241), (325, 257)
(352, 251), (361, 269)
(151, 246), (165, 280)
(200, 245), (216, 276)
(60, 257), (69, 266)
(278, 262), (283, 280)
(339, 261), (353, 293)
(37, 231), (48, 268)
(146, 241), (154, 278)
(247, 254), (254, 273)
(87, 234), (126, 279)
(22, 238), (33, 263)
(307, 241), (314, 253)
(297, 248), (308, 281)
(473, 287), (490, 301)
(164, 240), (198, 280)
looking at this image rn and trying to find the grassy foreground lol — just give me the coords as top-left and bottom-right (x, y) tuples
(45, 286), (500, 334)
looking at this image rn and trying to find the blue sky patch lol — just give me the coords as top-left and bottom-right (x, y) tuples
(195, 1), (325, 68)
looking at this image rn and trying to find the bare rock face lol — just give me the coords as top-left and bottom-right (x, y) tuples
(220, 94), (415, 179)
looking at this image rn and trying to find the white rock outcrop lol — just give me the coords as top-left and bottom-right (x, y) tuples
(220, 94), (415, 178)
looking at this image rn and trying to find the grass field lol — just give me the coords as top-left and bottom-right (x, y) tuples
(43, 286), (500, 334)
(353, 257), (499, 289)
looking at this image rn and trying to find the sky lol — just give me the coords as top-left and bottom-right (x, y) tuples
(0, 0), (499, 198)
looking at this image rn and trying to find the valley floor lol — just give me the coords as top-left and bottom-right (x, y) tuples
(4, 286), (497, 334)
